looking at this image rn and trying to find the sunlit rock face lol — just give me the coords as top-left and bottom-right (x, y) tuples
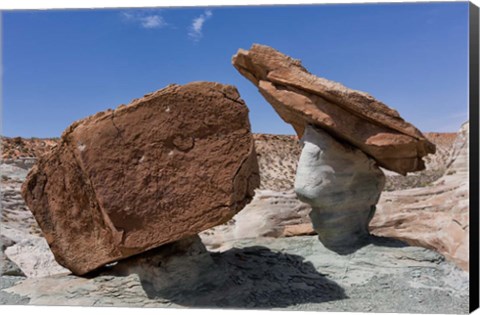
(21, 82), (260, 275)
(232, 44), (436, 175)
(370, 122), (470, 271)
(295, 125), (385, 250)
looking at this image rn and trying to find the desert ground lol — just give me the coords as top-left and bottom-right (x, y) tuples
(0, 122), (470, 313)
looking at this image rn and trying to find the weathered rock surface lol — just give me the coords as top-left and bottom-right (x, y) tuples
(0, 276), (30, 305)
(0, 164), (29, 181)
(1, 179), (42, 244)
(21, 82), (260, 275)
(0, 126), (469, 312)
(370, 122), (470, 271)
(295, 125), (385, 249)
(203, 123), (469, 270)
(202, 126), (464, 264)
(200, 189), (314, 251)
(0, 163), (76, 278)
(4, 238), (69, 278)
(1, 170), (39, 277)
(0, 236), (24, 277)
(108, 235), (222, 297)
(3, 235), (468, 313)
(382, 132), (456, 191)
(233, 44), (435, 175)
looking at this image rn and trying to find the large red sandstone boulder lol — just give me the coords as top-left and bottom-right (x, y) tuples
(21, 82), (260, 275)
(232, 44), (435, 175)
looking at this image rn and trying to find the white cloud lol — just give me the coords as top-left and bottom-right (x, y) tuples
(121, 11), (167, 29)
(188, 10), (213, 41)
(140, 15), (165, 28)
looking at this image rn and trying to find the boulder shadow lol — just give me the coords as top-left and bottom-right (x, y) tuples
(139, 245), (347, 309)
(366, 234), (409, 248)
(320, 234), (409, 255)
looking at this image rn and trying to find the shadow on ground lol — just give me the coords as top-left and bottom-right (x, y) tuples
(139, 245), (347, 309)
(321, 234), (409, 255)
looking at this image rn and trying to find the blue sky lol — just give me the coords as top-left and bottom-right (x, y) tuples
(2, 2), (469, 137)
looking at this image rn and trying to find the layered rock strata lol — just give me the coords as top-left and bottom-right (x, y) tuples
(232, 44), (435, 175)
(21, 82), (260, 275)
(200, 189), (314, 251)
(370, 122), (469, 270)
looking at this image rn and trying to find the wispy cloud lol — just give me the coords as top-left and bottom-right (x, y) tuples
(188, 10), (213, 41)
(121, 11), (167, 29)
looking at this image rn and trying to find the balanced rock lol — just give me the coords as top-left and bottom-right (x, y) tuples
(295, 125), (385, 249)
(21, 82), (260, 275)
(232, 44), (435, 175)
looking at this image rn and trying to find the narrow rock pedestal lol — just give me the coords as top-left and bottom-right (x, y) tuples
(295, 125), (385, 250)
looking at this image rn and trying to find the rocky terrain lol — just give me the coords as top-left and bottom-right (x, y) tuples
(371, 122), (470, 271)
(0, 128), (470, 312)
(1, 137), (58, 162)
(1, 131), (456, 193)
(0, 122), (468, 312)
(201, 128), (462, 244)
(0, 45), (470, 313)
(254, 131), (456, 192)
(2, 236), (469, 313)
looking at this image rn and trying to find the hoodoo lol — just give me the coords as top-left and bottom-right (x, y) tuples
(232, 44), (435, 249)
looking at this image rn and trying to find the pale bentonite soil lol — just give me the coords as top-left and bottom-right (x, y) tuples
(1, 236), (469, 313)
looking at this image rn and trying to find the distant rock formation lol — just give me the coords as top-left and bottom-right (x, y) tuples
(253, 134), (300, 191)
(21, 82), (260, 275)
(232, 44), (435, 175)
(1, 137), (58, 163)
(370, 122), (470, 271)
(252, 132), (455, 192)
(232, 44), (434, 249)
